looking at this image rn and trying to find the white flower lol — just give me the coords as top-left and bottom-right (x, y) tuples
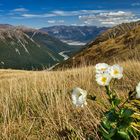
(71, 87), (87, 107)
(109, 64), (123, 79)
(96, 73), (112, 86)
(95, 63), (109, 74)
(136, 82), (140, 99)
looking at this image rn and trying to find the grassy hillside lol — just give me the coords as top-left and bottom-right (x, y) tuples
(55, 21), (140, 69)
(0, 26), (81, 70)
(0, 60), (139, 139)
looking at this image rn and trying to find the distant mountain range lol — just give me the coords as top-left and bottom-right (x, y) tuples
(1, 21), (139, 70)
(55, 21), (140, 69)
(40, 25), (109, 45)
(0, 25), (83, 70)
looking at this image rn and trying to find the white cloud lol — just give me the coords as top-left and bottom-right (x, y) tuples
(79, 11), (139, 26)
(99, 11), (133, 17)
(58, 20), (64, 23)
(22, 12), (54, 18)
(131, 3), (140, 6)
(8, 8), (29, 17)
(12, 8), (28, 12)
(9, 9), (140, 27)
(22, 14), (40, 18)
(47, 20), (56, 24)
(22, 13), (56, 18)
(47, 20), (65, 24)
(52, 10), (104, 16)
(71, 23), (77, 26)
(21, 10), (105, 18)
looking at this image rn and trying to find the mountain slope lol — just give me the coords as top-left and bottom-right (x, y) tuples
(40, 25), (108, 45)
(0, 26), (78, 70)
(0, 24), (13, 29)
(55, 21), (140, 69)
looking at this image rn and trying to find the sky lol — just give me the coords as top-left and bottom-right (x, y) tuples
(0, 0), (140, 28)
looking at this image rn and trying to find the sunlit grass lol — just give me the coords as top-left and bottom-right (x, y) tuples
(0, 60), (139, 139)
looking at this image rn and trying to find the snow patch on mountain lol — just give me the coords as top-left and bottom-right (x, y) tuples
(48, 63), (59, 70)
(1, 61), (4, 65)
(17, 38), (30, 54)
(15, 48), (21, 55)
(61, 40), (86, 46)
(59, 51), (69, 60)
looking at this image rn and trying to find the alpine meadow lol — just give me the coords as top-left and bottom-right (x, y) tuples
(0, 60), (140, 139)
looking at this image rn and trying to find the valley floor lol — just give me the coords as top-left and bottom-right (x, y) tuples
(0, 60), (139, 139)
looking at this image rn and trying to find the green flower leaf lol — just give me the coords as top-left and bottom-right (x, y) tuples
(113, 98), (121, 106)
(101, 118), (111, 130)
(120, 108), (134, 118)
(117, 130), (131, 140)
(100, 122), (117, 139)
(105, 109), (118, 122)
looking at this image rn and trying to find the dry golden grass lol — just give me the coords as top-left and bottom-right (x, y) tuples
(0, 60), (140, 140)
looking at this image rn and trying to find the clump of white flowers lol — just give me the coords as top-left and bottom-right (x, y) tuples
(95, 63), (123, 86)
(95, 63), (109, 74)
(70, 63), (140, 139)
(71, 87), (87, 107)
(136, 82), (140, 99)
(109, 64), (123, 79)
(96, 73), (112, 86)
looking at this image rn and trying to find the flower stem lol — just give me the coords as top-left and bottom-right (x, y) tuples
(105, 86), (115, 108)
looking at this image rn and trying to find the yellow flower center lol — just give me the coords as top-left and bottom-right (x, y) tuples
(113, 69), (119, 75)
(101, 68), (107, 71)
(77, 92), (82, 97)
(101, 77), (107, 83)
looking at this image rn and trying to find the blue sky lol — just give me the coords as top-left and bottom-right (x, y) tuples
(0, 0), (140, 28)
